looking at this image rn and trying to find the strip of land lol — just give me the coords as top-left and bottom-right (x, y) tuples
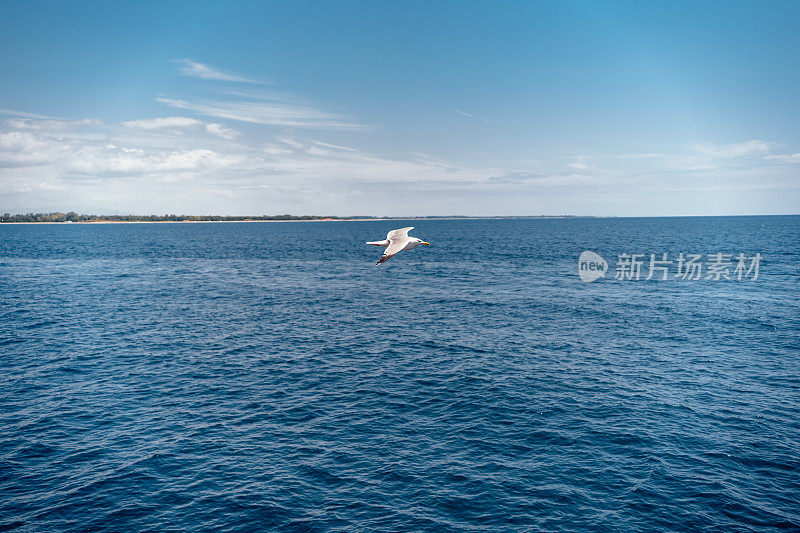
(0, 212), (583, 223)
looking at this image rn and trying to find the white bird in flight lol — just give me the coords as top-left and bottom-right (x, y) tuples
(366, 227), (430, 265)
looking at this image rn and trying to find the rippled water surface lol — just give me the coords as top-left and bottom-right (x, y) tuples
(1, 217), (799, 531)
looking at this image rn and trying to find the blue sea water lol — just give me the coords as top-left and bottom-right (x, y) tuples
(1, 216), (798, 532)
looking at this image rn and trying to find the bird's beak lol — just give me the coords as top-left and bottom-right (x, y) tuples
(422, 242), (430, 246)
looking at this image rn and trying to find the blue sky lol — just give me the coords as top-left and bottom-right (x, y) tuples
(1, 0), (798, 216)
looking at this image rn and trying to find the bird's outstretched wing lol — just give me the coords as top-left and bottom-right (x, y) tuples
(376, 240), (406, 265)
(375, 227), (414, 265)
(376, 228), (413, 265)
(386, 227), (413, 241)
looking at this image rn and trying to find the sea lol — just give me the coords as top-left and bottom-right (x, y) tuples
(1, 216), (798, 532)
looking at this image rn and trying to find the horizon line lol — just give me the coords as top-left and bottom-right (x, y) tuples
(1, 212), (798, 224)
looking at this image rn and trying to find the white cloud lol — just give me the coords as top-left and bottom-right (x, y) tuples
(122, 116), (241, 140)
(122, 116), (203, 129)
(156, 96), (364, 131)
(161, 63), (364, 131)
(276, 137), (304, 149)
(0, 122), (244, 180)
(568, 156), (590, 170)
(205, 123), (240, 139)
(611, 153), (666, 159)
(2, 60), (798, 216)
(263, 143), (293, 156)
(0, 108), (52, 119)
(456, 109), (490, 123)
(0, 119), (493, 202)
(693, 140), (772, 158)
(175, 59), (258, 83)
(682, 164), (717, 171)
(312, 140), (358, 152)
(765, 153), (800, 163)
(0, 130), (52, 152)
(7, 119), (787, 211)
(6, 118), (101, 130)
(69, 147), (242, 174)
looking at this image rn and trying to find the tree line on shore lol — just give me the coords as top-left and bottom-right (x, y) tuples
(0, 212), (576, 223)
(0, 212), (357, 223)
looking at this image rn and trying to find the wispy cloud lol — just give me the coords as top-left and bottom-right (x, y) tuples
(693, 140), (772, 158)
(488, 171), (605, 187)
(765, 153), (800, 163)
(6, 118), (101, 130)
(3, 118), (798, 215)
(121, 116), (241, 140)
(175, 59), (260, 83)
(1, 118), (475, 182)
(611, 153), (666, 159)
(122, 116), (203, 129)
(456, 109), (490, 124)
(156, 94), (365, 131)
(568, 156), (590, 170)
(312, 140), (358, 152)
(164, 62), (366, 130)
(0, 108), (53, 119)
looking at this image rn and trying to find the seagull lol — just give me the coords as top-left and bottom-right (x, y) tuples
(366, 227), (430, 265)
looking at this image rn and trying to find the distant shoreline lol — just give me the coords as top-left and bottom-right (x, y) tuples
(1, 214), (795, 224)
(0, 214), (589, 224)
(1, 216), (582, 225)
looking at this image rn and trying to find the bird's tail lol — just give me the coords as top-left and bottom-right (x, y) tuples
(366, 240), (389, 247)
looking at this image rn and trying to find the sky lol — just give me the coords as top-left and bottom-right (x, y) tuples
(0, 0), (799, 217)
